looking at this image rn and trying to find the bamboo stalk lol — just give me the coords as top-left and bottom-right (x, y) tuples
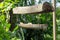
(52, 0), (56, 40)
(18, 22), (48, 30)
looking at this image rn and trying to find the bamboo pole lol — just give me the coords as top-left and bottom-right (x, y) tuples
(52, 0), (56, 40)
(18, 22), (48, 30)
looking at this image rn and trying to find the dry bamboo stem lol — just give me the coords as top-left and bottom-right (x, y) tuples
(52, 0), (56, 40)
(18, 22), (48, 30)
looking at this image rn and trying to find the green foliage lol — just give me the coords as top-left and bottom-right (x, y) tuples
(0, 0), (14, 40)
(0, 14), (11, 40)
(58, 0), (60, 2)
(0, 0), (60, 40)
(0, 0), (24, 40)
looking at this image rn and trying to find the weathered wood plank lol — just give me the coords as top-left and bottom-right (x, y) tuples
(18, 22), (48, 30)
(13, 2), (53, 14)
(13, 4), (43, 14)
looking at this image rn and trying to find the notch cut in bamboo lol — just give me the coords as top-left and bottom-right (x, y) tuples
(13, 2), (53, 14)
(18, 22), (48, 30)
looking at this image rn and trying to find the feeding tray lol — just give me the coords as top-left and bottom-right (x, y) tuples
(13, 2), (53, 14)
(18, 22), (48, 30)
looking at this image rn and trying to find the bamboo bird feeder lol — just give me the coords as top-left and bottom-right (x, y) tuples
(12, 2), (53, 30)
(9, 1), (56, 40)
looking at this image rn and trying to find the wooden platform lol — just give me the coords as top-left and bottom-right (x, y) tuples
(13, 2), (53, 14)
(18, 22), (48, 30)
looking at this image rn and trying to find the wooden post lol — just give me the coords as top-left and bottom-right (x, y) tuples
(52, 0), (56, 40)
(9, 9), (17, 31)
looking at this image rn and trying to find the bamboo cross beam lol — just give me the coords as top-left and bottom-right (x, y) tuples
(18, 22), (48, 30)
(13, 2), (53, 14)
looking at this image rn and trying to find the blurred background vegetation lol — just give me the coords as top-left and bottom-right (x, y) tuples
(0, 0), (60, 40)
